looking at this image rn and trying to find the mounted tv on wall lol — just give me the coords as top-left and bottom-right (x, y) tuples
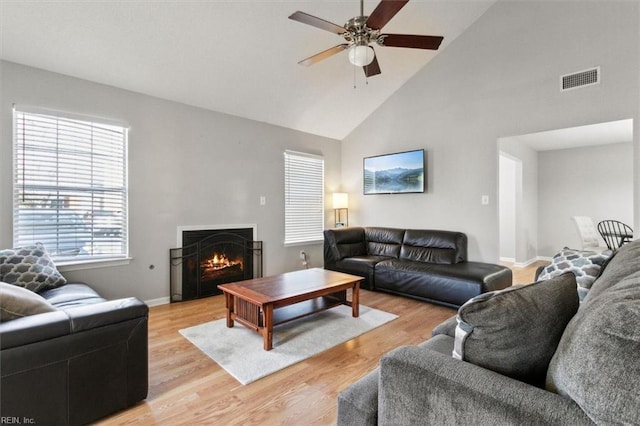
(363, 149), (425, 195)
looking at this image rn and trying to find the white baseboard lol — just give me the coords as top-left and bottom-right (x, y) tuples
(513, 258), (537, 268)
(510, 256), (552, 268)
(145, 296), (170, 307)
(499, 257), (515, 264)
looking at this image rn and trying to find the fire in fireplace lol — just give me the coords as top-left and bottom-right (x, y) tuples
(201, 250), (242, 280)
(170, 226), (263, 302)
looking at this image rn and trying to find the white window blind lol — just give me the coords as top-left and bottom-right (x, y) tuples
(13, 107), (128, 262)
(284, 150), (325, 245)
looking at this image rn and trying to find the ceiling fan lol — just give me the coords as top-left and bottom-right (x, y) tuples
(288, 0), (444, 78)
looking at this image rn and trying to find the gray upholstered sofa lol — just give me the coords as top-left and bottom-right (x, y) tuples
(337, 239), (640, 425)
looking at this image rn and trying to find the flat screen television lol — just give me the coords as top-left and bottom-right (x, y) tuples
(363, 149), (425, 195)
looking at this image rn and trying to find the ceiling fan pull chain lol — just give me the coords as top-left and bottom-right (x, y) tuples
(353, 60), (357, 89)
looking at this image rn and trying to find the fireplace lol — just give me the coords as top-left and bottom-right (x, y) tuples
(170, 225), (263, 302)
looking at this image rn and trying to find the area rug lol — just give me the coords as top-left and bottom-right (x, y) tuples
(179, 305), (397, 385)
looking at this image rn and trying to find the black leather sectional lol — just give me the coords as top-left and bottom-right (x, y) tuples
(0, 283), (148, 425)
(324, 227), (512, 308)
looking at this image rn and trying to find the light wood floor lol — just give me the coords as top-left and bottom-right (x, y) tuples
(507, 260), (548, 285)
(97, 263), (543, 425)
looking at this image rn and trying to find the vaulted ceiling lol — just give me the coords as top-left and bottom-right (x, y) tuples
(0, 0), (496, 140)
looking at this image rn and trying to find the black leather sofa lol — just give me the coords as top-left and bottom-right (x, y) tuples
(324, 227), (512, 308)
(0, 283), (148, 425)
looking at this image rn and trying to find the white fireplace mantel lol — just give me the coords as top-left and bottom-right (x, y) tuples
(176, 224), (257, 248)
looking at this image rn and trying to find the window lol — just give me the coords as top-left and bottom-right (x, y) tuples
(13, 106), (128, 263)
(284, 150), (324, 245)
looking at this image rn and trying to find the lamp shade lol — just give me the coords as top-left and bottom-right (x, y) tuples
(333, 193), (349, 209)
(348, 45), (374, 67)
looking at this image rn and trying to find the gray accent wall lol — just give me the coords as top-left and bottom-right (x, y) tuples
(1, 1), (638, 300)
(0, 61), (341, 302)
(341, 1), (639, 262)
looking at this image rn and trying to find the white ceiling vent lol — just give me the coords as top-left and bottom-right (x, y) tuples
(560, 67), (600, 92)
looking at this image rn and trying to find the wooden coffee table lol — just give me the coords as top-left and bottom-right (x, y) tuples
(218, 268), (362, 350)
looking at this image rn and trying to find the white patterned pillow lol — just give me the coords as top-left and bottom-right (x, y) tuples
(538, 247), (612, 289)
(0, 243), (67, 293)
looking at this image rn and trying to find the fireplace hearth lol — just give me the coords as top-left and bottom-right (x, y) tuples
(170, 226), (263, 302)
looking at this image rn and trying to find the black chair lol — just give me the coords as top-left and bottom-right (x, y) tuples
(597, 220), (634, 250)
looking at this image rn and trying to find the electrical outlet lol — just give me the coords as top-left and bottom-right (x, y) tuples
(260, 196), (266, 206)
(299, 250), (306, 260)
(481, 195), (489, 205)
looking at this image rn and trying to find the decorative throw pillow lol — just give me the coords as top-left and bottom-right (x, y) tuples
(453, 272), (579, 386)
(0, 281), (56, 321)
(537, 247), (612, 289)
(0, 243), (67, 293)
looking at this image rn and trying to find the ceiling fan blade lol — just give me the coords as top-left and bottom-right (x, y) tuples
(298, 44), (349, 66)
(366, 0), (409, 30)
(363, 53), (381, 77)
(379, 34), (443, 50)
(289, 11), (346, 35)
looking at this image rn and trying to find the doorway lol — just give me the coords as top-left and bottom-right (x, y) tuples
(498, 119), (633, 264)
(499, 153), (521, 263)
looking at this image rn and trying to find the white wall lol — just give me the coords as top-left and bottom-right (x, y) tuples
(538, 142), (634, 255)
(341, 1), (639, 262)
(498, 154), (517, 262)
(0, 61), (342, 302)
(499, 140), (539, 265)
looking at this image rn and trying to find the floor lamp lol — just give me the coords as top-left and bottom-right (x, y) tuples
(333, 193), (349, 228)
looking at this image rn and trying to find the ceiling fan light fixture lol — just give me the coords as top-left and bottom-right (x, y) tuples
(289, 0), (443, 78)
(348, 44), (375, 67)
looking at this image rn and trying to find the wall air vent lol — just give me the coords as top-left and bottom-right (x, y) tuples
(560, 67), (600, 92)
